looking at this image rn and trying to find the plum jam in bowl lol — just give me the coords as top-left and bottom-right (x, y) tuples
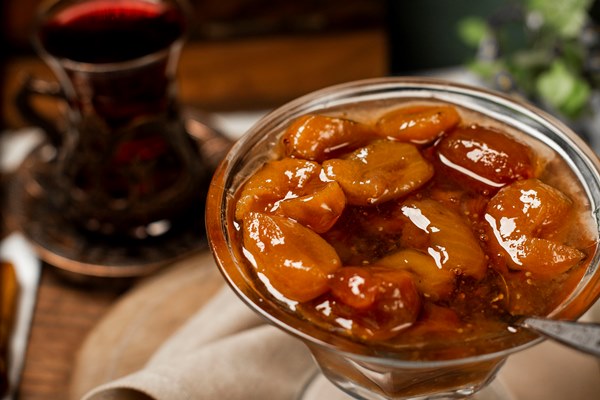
(206, 77), (600, 400)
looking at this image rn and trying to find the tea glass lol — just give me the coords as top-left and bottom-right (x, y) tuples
(17, 0), (207, 238)
(206, 77), (600, 399)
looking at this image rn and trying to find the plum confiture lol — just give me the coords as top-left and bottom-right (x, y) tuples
(231, 101), (597, 354)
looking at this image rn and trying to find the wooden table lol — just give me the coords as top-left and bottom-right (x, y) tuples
(2, 29), (387, 399)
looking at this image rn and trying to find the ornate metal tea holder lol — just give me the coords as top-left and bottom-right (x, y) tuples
(6, 110), (232, 280)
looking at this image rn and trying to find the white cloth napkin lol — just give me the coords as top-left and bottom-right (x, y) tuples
(82, 287), (318, 400)
(0, 233), (42, 400)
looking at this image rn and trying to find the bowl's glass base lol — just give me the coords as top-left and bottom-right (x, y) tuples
(298, 373), (515, 400)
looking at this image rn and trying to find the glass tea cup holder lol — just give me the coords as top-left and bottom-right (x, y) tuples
(206, 77), (600, 400)
(8, 0), (233, 277)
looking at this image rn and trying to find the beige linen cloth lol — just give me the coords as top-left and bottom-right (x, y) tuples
(74, 251), (600, 400)
(76, 252), (318, 400)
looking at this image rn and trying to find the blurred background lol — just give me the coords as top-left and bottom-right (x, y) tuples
(0, 0), (509, 131)
(1, 0), (387, 131)
(3, 2), (600, 398)
(5, 0), (600, 144)
(1, 0), (386, 50)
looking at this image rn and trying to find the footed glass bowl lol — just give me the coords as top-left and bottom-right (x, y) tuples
(206, 77), (600, 399)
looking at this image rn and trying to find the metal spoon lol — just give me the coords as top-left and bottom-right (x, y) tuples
(490, 268), (600, 357)
(514, 316), (600, 357)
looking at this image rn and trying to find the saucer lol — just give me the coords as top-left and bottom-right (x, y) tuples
(5, 113), (232, 279)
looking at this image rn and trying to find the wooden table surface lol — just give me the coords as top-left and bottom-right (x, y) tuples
(2, 29), (388, 399)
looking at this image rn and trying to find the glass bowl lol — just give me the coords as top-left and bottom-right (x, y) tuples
(206, 77), (600, 399)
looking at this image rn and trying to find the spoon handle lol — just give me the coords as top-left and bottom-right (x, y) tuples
(520, 317), (600, 357)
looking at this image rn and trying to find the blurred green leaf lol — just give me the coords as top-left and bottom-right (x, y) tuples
(511, 48), (552, 69)
(561, 79), (591, 117)
(458, 0), (596, 120)
(536, 61), (575, 104)
(467, 59), (504, 80)
(526, 0), (592, 38)
(536, 60), (591, 118)
(457, 17), (490, 47)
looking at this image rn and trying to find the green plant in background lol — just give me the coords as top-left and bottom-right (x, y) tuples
(459, 0), (599, 120)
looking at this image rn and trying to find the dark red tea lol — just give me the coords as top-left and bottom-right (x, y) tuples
(37, 0), (185, 63)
